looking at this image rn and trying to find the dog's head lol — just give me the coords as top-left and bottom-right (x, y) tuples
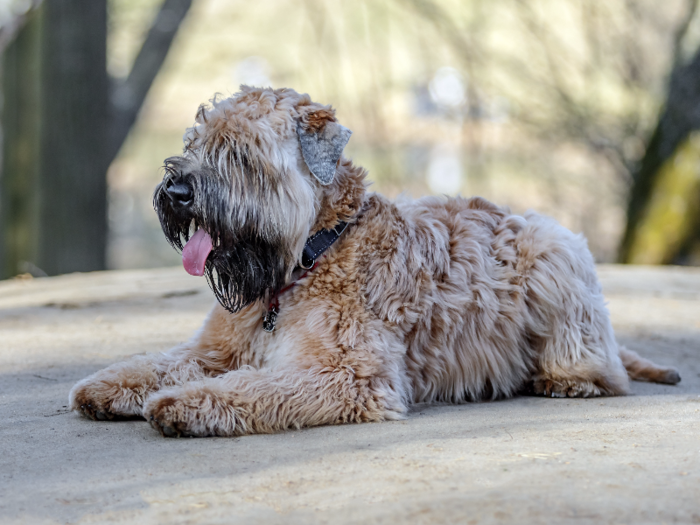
(154, 86), (365, 313)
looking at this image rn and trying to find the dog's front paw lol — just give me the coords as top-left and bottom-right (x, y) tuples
(69, 367), (156, 420)
(144, 391), (206, 438)
(144, 387), (240, 438)
(70, 381), (122, 421)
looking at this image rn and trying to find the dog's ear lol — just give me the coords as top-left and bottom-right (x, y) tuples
(297, 110), (352, 185)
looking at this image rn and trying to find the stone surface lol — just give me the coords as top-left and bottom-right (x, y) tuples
(0, 265), (698, 524)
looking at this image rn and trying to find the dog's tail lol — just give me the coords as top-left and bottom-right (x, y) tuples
(619, 347), (681, 385)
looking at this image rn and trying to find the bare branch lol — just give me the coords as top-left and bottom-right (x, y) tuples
(672, 0), (699, 68)
(0, 0), (43, 54)
(108, 0), (192, 163)
(401, 0), (480, 68)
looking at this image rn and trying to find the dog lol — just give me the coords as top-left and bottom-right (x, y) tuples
(69, 86), (680, 437)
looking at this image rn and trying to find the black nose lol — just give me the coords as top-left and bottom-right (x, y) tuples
(166, 182), (194, 209)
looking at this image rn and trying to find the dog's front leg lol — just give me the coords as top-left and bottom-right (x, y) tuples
(68, 347), (209, 420)
(143, 366), (406, 437)
(69, 304), (263, 421)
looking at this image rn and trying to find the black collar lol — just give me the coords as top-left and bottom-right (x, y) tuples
(262, 221), (349, 332)
(299, 221), (348, 269)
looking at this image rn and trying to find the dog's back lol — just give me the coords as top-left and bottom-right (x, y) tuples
(352, 192), (649, 401)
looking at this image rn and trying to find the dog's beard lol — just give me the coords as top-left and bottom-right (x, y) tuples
(154, 184), (291, 314)
(203, 233), (289, 313)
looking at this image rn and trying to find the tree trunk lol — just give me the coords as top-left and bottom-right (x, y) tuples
(0, 0), (193, 279)
(36, 0), (109, 275)
(0, 10), (42, 278)
(619, 46), (700, 264)
(621, 134), (700, 264)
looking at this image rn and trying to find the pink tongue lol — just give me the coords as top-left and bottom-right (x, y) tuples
(182, 228), (213, 276)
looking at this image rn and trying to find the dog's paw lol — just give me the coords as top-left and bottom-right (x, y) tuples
(69, 372), (153, 420)
(143, 392), (205, 438)
(70, 382), (121, 421)
(532, 378), (601, 398)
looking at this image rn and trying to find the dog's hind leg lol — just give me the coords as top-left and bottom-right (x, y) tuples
(528, 301), (632, 398)
(519, 214), (631, 398)
(619, 347), (681, 385)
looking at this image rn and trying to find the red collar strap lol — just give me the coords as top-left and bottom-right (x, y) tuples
(262, 261), (317, 333)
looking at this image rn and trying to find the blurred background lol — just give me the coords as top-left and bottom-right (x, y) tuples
(2, 0), (700, 279)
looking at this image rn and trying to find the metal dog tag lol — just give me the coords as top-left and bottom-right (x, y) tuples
(262, 305), (278, 332)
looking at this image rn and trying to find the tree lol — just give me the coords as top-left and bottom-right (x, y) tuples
(0, 0), (192, 278)
(619, 0), (700, 264)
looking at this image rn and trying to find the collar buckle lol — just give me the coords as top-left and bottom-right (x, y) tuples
(300, 221), (348, 269)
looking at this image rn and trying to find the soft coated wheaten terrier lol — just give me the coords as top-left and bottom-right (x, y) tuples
(70, 86), (680, 437)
